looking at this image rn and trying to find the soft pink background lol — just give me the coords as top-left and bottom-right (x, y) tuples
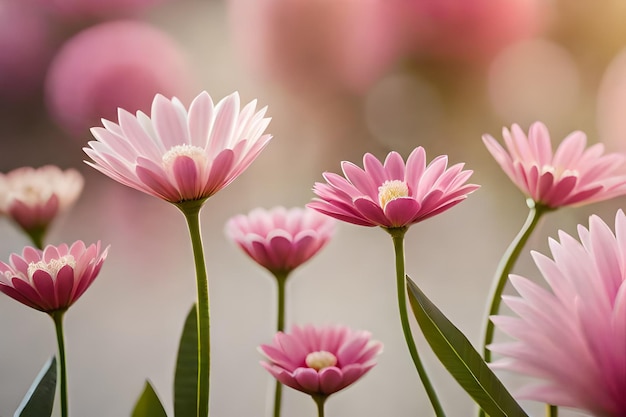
(0, 0), (623, 416)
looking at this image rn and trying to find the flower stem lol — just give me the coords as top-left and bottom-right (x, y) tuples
(272, 272), (289, 417)
(274, 272), (288, 332)
(312, 395), (327, 417)
(482, 200), (548, 363)
(389, 228), (446, 417)
(547, 404), (558, 417)
(177, 200), (210, 417)
(27, 224), (47, 250)
(50, 310), (68, 417)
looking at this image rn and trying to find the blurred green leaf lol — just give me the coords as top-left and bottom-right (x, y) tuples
(131, 380), (167, 417)
(15, 356), (57, 417)
(406, 277), (529, 417)
(174, 304), (198, 417)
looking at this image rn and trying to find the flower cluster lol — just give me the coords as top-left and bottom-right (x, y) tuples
(2, 90), (626, 417)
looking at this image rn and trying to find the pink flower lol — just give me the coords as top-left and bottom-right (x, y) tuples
(394, 0), (546, 64)
(0, 1), (55, 101)
(84, 91), (272, 204)
(228, 0), (403, 94)
(0, 166), (84, 233)
(225, 206), (335, 275)
(260, 324), (383, 397)
(46, 20), (193, 137)
(490, 210), (626, 416)
(308, 147), (479, 229)
(0, 241), (108, 313)
(483, 122), (626, 208)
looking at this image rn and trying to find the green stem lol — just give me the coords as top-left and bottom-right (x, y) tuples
(312, 395), (326, 417)
(50, 310), (68, 417)
(274, 272), (288, 332)
(389, 228), (446, 417)
(547, 404), (558, 417)
(26, 224), (47, 250)
(177, 200), (210, 417)
(272, 272), (289, 417)
(482, 201), (548, 363)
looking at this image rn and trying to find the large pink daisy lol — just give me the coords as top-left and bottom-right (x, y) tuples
(84, 91), (272, 204)
(483, 121), (626, 208)
(308, 147), (479, 229)
(490, 210), (626, 416)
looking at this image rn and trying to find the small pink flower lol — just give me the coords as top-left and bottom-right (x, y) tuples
(0, 241), (108, 313)
(225, 206), (335, 275)
(483, 122), (626, 208)
(308, 147), (479, 229)
(260, 324), (382, 397)
(46, 20), (193, 137)
(490, 210), (626, 416)
(84, 91), (272, 204)
(0, 166), (84, 233)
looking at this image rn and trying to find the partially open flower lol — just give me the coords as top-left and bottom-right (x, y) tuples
(483, 122), (626, 208)
(0, 241), (108, 313)
(225, 206), (335, 276)
(308, 147), (478, 229)
(0, 166), (84, 244)
(84, 91), (272, 205)
(260, 324), (382, 397)
(490, 210), (626, 416)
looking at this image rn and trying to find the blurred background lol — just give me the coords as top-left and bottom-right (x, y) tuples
(0, 0), (625, 415)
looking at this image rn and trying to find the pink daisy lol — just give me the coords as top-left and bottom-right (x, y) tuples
(490, 210), (626, 416)
(0, 166), (84, 234)
(0, 241), (108, 313)
(308, 147), (479, 229)
(84, 90), (272, 204)
(260, 324), (383, 397)
(225, 206), (335, 275)
(483, 121), (626, 208)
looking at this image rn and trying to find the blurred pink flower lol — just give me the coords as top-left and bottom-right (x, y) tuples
(308, 147), (479, 229)
(0, 1), (55, 101)
(228, 0), (403, 94)
(45, 19), (193, 137)
(34, 0), (166, 21)
(260, 324), (382, 397)
(0, 241), (108, 313)
(395, 0), (547, 64)
(225, 206), (335, 275)
(84, 91), (272, 204)
(0, 166), (84, 235)
(490, 210), (626, 416)
(483, 122), (626, 208)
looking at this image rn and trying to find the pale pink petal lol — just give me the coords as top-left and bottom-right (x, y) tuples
(492, 210), (626, 416)
(485, 122), (626, 208)
(85, 91), (272, 204)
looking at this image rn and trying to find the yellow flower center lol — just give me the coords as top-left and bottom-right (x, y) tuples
(305, 351), (337, 371)
(27, 255), (76, 279)
(11, 184), (51, 206)
(378, 180), (409, 209)
(162, 144), (207, 169)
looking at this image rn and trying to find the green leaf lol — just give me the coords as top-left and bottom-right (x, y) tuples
(174, 304), (198, 417)
(406, 277), (529, 417)
(131, 380), (167, 417)
(14, 356), (57, 417)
